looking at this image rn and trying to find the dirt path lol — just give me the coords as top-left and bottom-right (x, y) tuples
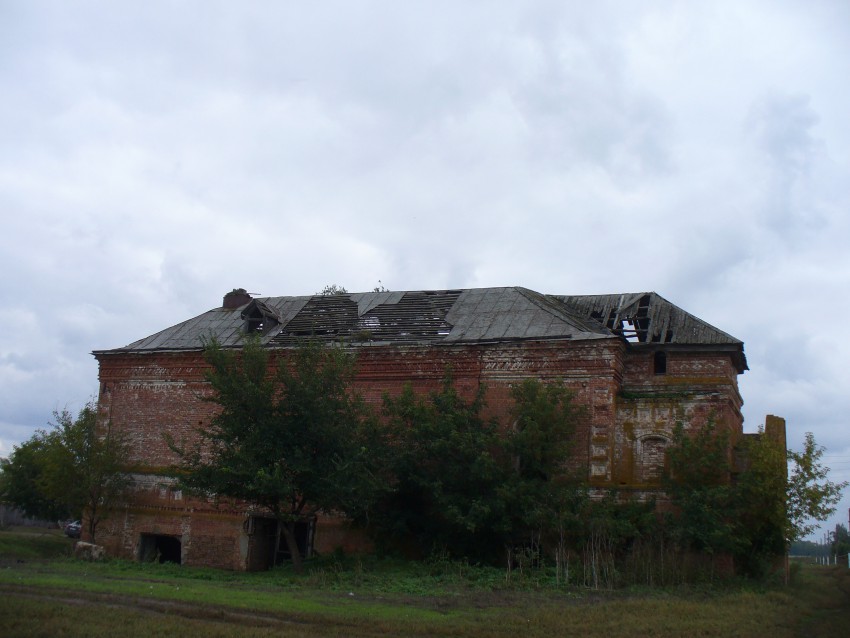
(796, 566), (850, 637)
(2, 583), (314, 629)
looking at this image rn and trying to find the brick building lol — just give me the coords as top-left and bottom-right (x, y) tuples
(92, 287), (748, 570)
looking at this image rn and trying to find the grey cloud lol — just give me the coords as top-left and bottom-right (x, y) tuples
(745, 92), (826, 233)
(2, 0), (849, 534)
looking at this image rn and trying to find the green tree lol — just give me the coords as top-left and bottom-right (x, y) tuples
(0, 402), (130, 542)
(734, 429), (846, 579)
(1, 436), (69, 521)
(832, 524), (850, 559)
(668, 424), (846, 578)
(732, 429), (788, 575)
(786, 432), (847, 543)
(169, 337), (374, 571)
(50, 404), (131, 542)
(664, 422), (739, 560)
(501, 380), (587, 558)
(376, 375), (508, 561)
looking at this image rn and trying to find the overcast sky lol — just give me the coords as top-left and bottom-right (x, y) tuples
(2, 1), (849, 538)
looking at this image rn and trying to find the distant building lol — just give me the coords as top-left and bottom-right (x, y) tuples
(92, 287), (751, 570)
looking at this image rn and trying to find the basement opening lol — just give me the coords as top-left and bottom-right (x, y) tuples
(276, 519), (315, 563)
(245, 516), (316, 570)
(139, 533), (182, 564)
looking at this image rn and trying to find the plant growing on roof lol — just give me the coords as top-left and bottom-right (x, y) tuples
(318, 284), (348, 295)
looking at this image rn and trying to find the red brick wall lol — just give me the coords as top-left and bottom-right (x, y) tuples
(93, 338), (743, 568)
(610, 349), (744, 497)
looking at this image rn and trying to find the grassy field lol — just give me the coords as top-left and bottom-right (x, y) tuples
(1, 527), (849, 637)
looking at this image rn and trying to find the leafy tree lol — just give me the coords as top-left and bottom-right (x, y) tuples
(0, 402), (130, 542)
(832, 524), (850, 558)
(668, 424), (847, 578)
(732, 429), (846, 579)
(375, 375), (508, 561)
(506, 380), (583, 490)
(664, 422), (739, 559)
(732, 429), (788, 575)
(169, 337), (374, 571)
(789, 538), (827, 557)
(50, 404), (131, 542)
(786, 432), (847, 543)
(1, 436), (69, 521)
(501, 380), (586, 552)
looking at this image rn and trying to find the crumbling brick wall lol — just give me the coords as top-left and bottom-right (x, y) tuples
(94, 338), (743, 569)
(611, 350), (744, 501)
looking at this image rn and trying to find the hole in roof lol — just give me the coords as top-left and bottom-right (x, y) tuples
(621, 319), (640, 343)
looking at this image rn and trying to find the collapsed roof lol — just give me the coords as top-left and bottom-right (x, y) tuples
(96, 287), (746, 371)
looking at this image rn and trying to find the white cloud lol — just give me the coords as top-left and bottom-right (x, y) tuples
(1, 0), (848, 534)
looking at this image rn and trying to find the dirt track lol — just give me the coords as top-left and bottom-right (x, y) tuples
(2, 583), (307, 628)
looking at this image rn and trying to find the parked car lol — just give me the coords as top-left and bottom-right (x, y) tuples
(64, 520), (81, 539)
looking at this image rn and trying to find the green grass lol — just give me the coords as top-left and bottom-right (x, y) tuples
(0, 526), (73, 560)
(1, 527), (849, 637)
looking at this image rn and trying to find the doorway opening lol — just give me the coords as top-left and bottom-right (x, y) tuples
(245, 516), (315, 570)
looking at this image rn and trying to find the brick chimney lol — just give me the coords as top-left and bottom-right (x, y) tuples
(223, 288), (252, 309)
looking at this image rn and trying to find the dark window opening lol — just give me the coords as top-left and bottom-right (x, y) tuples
(653, 351), (667, 375)
(245, 312), (279, 335)
(241, 302), (280, 336)
(139, 534), (182, 564)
